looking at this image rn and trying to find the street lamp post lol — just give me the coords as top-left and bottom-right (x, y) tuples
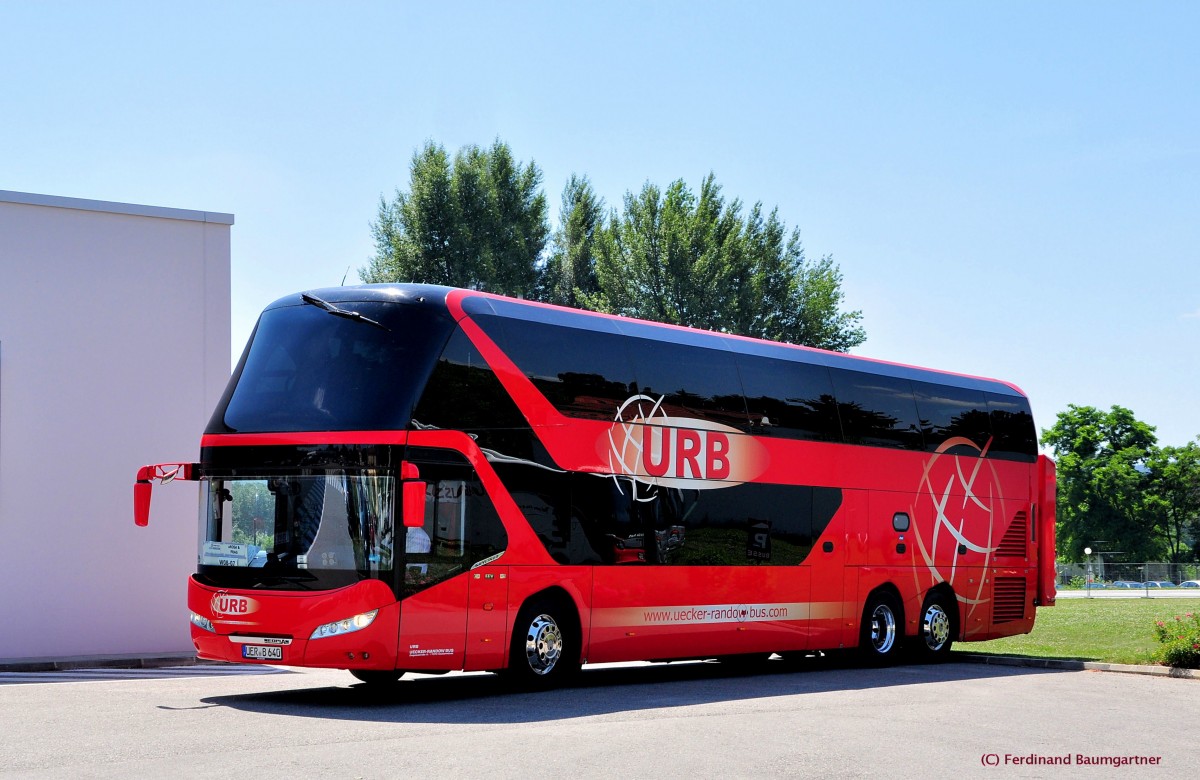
(1085, 547), (1093, 598)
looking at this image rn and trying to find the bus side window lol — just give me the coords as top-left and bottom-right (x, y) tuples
(492, 461), (601, 565)
(568, 472), (650, 565)
(402, 450), (509, 596)
(912, 380), (991, 455)
(830, 370), (924, 451)
(736, 356), (841, 442)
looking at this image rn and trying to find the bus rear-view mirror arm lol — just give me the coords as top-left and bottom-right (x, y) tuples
(134, 463), (199, 527)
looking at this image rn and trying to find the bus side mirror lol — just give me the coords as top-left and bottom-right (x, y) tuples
(134, 481), (152, 527)
(133, 463), (198, 527)
(402, 480), (427, 528)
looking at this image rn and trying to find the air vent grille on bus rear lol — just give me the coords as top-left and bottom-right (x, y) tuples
(995, 512), (1028, 558)
(992, 578), (1027, 624)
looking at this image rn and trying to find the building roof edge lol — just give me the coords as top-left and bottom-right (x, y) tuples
(0, 189), (235, 225)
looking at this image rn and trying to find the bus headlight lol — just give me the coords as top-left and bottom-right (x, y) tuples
(190, 611), (215, 633)
(309, 609), (378, 640)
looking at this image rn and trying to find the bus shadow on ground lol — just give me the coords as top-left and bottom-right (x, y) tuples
(199, 655), (1064, 725)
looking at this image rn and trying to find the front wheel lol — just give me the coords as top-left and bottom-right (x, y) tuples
(910, 591), (956, 663)
(508, 597), (579, 689)
(859, 591), (904, 665)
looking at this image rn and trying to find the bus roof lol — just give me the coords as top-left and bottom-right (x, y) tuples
(273, 284), (1027, 399)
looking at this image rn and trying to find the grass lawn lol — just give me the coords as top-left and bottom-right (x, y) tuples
(952, 598), (1200, 665)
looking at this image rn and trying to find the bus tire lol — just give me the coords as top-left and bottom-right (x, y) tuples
(910, 590), (956, 663)
(859, 591), (903, 665)
(508, 596), (579, 689)
(349, 669), (403, 686)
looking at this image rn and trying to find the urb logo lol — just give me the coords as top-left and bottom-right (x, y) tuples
(605, 395), (768, 493)
(210, 591), (259, 618)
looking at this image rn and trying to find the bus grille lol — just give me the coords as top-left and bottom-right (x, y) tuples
(992, 578), (1027, 624)
(994, 512), (1028, 559)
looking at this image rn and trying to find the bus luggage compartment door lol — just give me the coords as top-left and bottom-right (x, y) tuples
(465, 565), (509, 670)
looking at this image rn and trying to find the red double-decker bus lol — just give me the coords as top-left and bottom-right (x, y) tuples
(136, 284), (1056, 687)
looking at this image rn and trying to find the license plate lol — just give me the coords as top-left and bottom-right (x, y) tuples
(242, 645), (283, 660)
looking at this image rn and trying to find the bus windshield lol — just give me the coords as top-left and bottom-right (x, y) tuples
(210, 297), (453, 433)
(198, 471), (394, 591)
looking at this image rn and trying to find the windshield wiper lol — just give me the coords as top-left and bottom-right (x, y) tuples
(301, 293), (390, 331)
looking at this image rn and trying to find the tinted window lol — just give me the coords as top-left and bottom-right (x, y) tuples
(491, 461), (602, 565)
(831, 370), (924, 450)
(569, 474), (842, 567)
(737, 356), (841, 442)
(624, 338), (748, 427)
(569, 472), (672, 564)
(213, 302), (452, 433)
(477, 315), (638, 421)
(986, 393), (1038, 462)
(412, 326), (528, 431)
(402, 447), (509, 597)
(913, 381), (992, 455)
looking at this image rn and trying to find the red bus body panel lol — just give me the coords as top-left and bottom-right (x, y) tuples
(174, 285), (1051, 674)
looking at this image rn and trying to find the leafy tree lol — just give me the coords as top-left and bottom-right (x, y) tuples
(536, 174), (604, 307)
(361, 140), (548, 296)
(1144, 442), (1200, 562)
(736, 203), (865, 350)
(579, 174), (864, 351)
(1041, 404), (1161, 561)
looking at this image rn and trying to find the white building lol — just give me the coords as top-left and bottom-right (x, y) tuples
(0, 191), (231, 663)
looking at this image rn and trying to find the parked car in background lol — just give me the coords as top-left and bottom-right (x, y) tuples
(1147, 581), (1176, 588)
(1180, 580), (1200, 588)
(1112, 581), (1142, 588)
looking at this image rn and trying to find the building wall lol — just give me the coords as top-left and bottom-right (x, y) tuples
(0, 191), (231, 661)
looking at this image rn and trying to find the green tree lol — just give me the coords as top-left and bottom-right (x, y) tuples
(580, 174), (864, 351)
(361, 140), (549, 296)
(736, 203), (865, 350)
(1041, 404), (1161, 561)
(1144, 442), (1200, 562)
(536, 174), (605, 307)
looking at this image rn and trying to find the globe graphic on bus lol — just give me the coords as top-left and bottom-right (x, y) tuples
(608, 394), (669, 501)
(910, 437), (1003, 639)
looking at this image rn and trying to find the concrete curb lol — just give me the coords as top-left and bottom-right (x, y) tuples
(0, 653), (221, 674)
(957, 653), (1198, 680)
(4, 651), (1196, 680)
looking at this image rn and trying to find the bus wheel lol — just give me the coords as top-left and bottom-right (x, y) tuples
(350, 669), (402, 686)
(509, 597), (579, 689)
(911, 591), (955, 663)
(859, 592), (903, 665)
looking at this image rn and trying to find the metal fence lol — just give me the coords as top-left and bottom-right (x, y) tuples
(1056, 562), (1200, 589)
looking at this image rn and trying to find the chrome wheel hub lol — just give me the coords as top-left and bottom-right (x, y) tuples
(524, 614), (563, 675)
(922, 604), (951, 650)
(870, 604), (897, 654)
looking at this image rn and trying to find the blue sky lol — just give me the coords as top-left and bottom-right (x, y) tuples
(3, 2), (1197, 446)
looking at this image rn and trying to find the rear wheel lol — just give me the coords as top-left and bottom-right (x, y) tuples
(859, 591), (903, 665)
(910, 590), (956, 663)
(508, 596), (579, 689)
